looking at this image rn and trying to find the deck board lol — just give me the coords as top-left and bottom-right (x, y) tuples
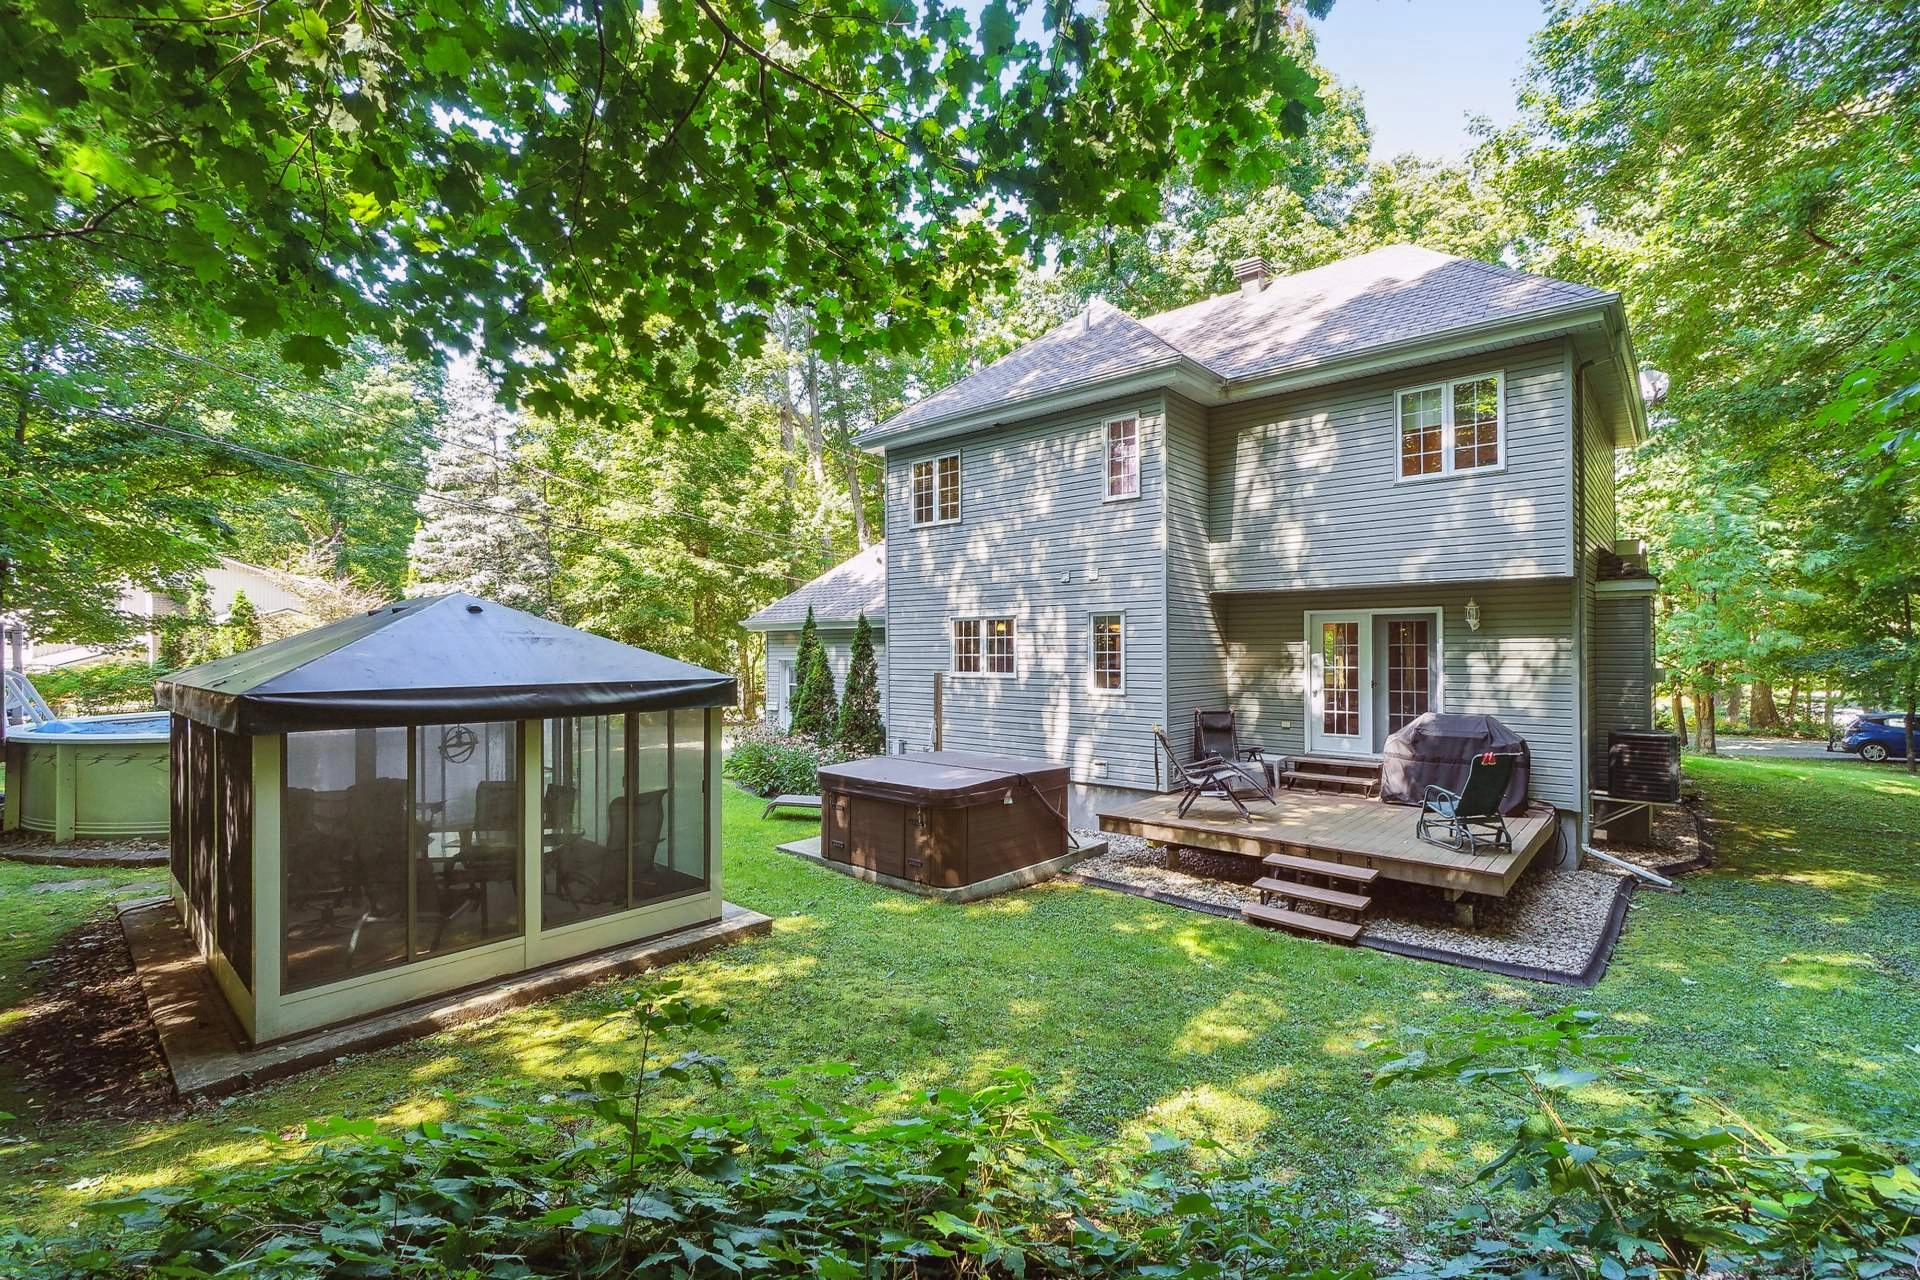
(1096, 790), (1557, 896)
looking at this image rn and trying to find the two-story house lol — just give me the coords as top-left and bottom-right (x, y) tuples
(765, 245), (1657, 856)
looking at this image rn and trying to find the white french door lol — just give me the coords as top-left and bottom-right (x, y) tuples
(1307, 612), (1372, 756)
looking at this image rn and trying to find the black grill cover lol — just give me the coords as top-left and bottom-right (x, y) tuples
(1379, 713), (1530, 814)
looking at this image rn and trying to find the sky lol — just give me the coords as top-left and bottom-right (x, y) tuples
(1308, 0), (1549, 160)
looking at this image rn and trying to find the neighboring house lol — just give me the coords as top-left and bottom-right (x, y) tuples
(853, 244), (1658, 845)
(3, 558), (321, 671)
(742, 542), (886, 729)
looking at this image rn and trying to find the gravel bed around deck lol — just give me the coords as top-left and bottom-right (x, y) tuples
(1069, 813), (1701, 984)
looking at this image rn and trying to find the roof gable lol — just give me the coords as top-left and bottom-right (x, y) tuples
(742, 542), (886, 631)
(875, 301), (1191, 439)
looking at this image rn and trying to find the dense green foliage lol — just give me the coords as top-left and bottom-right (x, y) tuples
(25, 660), (164, 716)
(0, 0), (1328, 426)
(1378, 1007), (1920, 1279)
(722, 719), (848, 798)
(7, 989), (1915, 1276)
(0, 981), (1387, 1279)
(788, 607), (838, 740)
(835, 612), (885, 756)
(1493, 0), (1920, 756)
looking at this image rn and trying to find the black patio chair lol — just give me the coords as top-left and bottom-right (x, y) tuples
(1415, 753), (1517, 855)
(1154, 727), (1276, 820)
(1192, 709), (1279, 797)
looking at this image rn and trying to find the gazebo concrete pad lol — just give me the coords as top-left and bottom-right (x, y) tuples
(776, 835), (1102, 901)
(119, 897), (771, 1100)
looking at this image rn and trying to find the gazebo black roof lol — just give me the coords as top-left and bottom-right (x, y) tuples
(156, 594), (737, 735)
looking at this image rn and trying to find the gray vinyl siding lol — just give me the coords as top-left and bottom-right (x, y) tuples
(883, 395), (1169, 787)
(1219, 580), (1580, 809)
(1590, 593), (1656, 791)
(763, 628), (886, 730)
(1164, 392), (1229, 747)
(1207, 341), (1575, 591)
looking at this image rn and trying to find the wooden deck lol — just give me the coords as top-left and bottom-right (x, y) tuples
(1096, 790), (1558, 897)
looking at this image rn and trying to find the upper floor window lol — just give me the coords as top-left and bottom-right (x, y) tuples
(953, 616), (1015, 676)
(1398, 372), (1503, 480)
(1090, 613), (1124, 692)
(1104, 415), (1140, 500)
(912, 454), (961, 525)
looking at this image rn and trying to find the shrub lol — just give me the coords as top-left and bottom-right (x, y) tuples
(723, 719), (850, 796)
(1373, 1007), (1920, 1279)
(28, 661), (167, 717)
(789, 607), (839, 738)
(835, 610), (885, 755)
(0, 980), (1382, 1279)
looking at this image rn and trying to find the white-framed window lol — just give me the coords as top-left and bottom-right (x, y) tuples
(911, 453), (962, 526)
(1090, 612), (1124, 692)
(952, 616), (1015, 677)
(1103, 415), (1140, 500)
(1396, 371), (1503, 481)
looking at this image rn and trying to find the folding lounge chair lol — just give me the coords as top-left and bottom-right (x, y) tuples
(1415, 752), (1517, 856)
(1154, 727), (1276, 820)
(1192, 709), (1279, 800)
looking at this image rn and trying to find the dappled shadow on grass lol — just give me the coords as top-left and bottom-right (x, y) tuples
(12, 771), (1920, 1229)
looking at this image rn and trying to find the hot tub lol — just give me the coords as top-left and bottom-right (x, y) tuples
(5, 712), (171, 841)
(817, 751), (1071, 894)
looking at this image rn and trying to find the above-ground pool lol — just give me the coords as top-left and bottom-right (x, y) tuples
(4, 713), (171, 841)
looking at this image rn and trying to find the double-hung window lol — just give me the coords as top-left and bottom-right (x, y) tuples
(1104, 415), (1140, 500)
(952, 617), (1015, 676)
(1090, 613), (1124, 692)
(911, 454), (961, 525)
(1397, 372), (1503, 480)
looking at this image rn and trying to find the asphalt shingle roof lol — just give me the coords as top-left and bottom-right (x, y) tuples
(741, 542), (885, 631)
(862, 246), (1615, 444)
(876, 300), (1188, 436)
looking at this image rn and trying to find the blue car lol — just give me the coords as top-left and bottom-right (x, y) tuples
(1840, 712), (1912, 763)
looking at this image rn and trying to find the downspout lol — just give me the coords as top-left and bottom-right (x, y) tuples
(1571, 355), (1599, 866)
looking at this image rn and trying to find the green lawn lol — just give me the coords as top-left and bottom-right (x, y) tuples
(0, 755), (1915, 1239)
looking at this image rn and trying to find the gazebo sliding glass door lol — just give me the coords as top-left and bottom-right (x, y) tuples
(281, 722), (524, 994)
(540, 709), (709, 931)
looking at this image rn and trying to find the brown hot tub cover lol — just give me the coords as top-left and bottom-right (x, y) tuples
(1379, 713), (1530, 814)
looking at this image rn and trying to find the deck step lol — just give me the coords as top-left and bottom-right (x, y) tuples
(1240, 900), (1364, 943)
(1261, 851), (1380, 886)
(1252, 876), (1372, 914)
(1280, 769), (1380, 794)
(1290, 755), (1383, 776)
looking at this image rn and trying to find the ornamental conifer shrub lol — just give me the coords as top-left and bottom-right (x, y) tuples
(835, 611), (885, 756)
(789, 606), (839, 738)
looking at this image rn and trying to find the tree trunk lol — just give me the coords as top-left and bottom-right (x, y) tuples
(843, 454), (872, 548)
(1824, 687), (1835, 741)
(1723, 682), (1743, 727)
(1694, 687), (1718, 755)
(1672, 689), (1688, 746)
(1784, 682), (1800, 734)
(1749, 678), (1781, 730)
(1906, 593), (1917, 775)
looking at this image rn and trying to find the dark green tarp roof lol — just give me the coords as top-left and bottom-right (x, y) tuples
(156, 594), (736, 734)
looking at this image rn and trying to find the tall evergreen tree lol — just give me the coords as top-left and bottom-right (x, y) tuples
(408, 364), (557, 614)
(790, 608), (838, 739)
(226, 590), (262, 652)
(836, 613), (885, 756)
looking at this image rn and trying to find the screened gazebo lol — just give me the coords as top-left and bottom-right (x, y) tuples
(155, 594), (735, 1044)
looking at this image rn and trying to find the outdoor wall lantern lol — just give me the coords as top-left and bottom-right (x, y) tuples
(1464, 598), (1482, 632)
